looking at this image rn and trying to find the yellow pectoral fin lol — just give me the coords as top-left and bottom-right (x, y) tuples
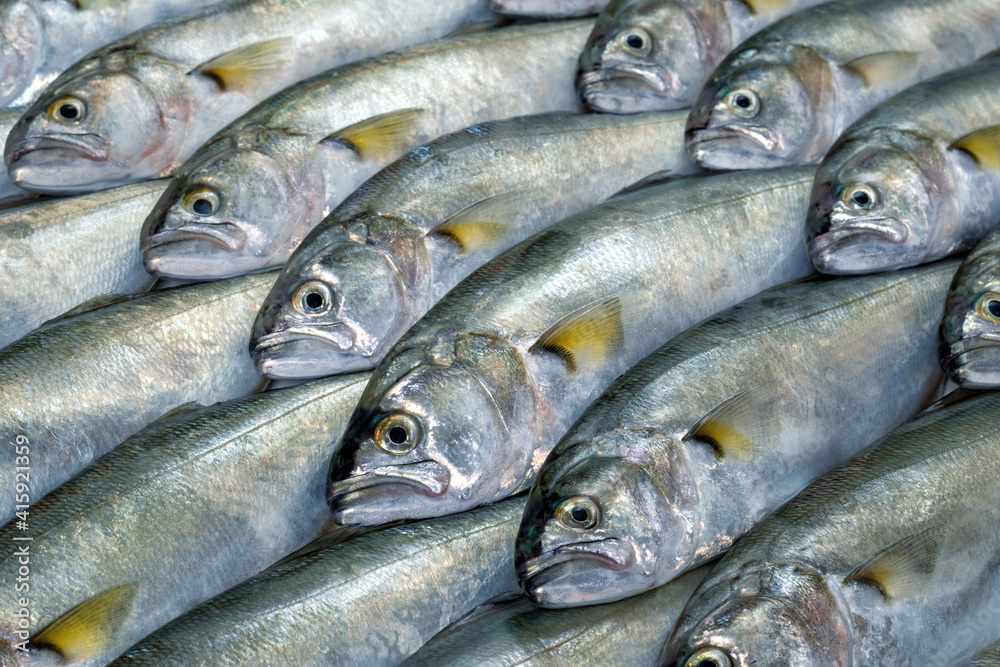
(843, 526), (945, 599)
(192, 37), (294, 91)
(949, 125), (1000, 170)
(683, 382), (782, 460)
(531, 297), (625, 373)
(429, 192), (525, 254)
(322, 108), (427, 163)
(32, 582), (141, 661)
(843, 51), (920, 87)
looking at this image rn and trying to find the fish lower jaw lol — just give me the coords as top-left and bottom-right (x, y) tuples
(328, 462), (452, 525)
(685, 127), (785, 170)
(251, 329), (371, 378)
(941, 340), (1000, 388)
(519, 545), (639, 608)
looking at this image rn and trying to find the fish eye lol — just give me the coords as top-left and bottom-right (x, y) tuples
(182, 187), (221, 216)
(724, 89), (760, 118)
(975, 293), (1000, 323)
(555, 496), (601, 531)
(842, 183), (878, 211)
(617, 27), (652, 57)
(47, 96), (86, 124)
(374, 413), (423, 455)
(293, 281), (334, 316)
(684, 647), (733, 667)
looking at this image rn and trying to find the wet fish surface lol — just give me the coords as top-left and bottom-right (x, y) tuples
(0, 0), (227, 108)
(578, 0), (832, 113)
(0, 107), (29, 201)
(516, 261), (955, 608)
(0, 373), (367, 666)
(807, 53), (1000, 274)
(402, 566), (708, 667)
(663, 390), (1000, 667)
(110, 498), (525, 666)
(686, 0), (1000, 170)
(489, 0), (609, 17)
(940, 226), (1000, 388)
(968, 639), (1000, 667)
(327, 167), (816, 528)
(4, 0), (497, 193)
(0, 180), (166, 349)
(139, 20), (591, 282)
(0, 272), (274, 524)
(250, 110), (697, 379)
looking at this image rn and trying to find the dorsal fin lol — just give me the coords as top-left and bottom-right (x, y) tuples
(949, 125), (1000, 170)
(530, 297), (625, 373)
(429, 192), (524, 254)
(844, 526), (945, 599)
(682, 382), (780, 459)
(32, 582), (140, 661)
(191, 37), (294, 91)
(734, 0), (792, 14)
(39, 293), (139, 327)
(842, 51), (920, 87)
(321, 108), (426, 162)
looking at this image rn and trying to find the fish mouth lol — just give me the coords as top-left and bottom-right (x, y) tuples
(807, 220), (914, 274)
(328, 461), (451, 506)
(141, 224), (247, 254)
(941, 335), (1000, 387)
(687, 125), (779, 153)
(519, 538), (635, 604)
(250, 325), (370, 378)
(7, 133), (110, 164)
(579, 64), (672, 95)
(251, 325), (356, 357)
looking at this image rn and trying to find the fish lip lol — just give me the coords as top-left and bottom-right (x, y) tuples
(941, 335), (1000, 367)
(687, 125), (778, 153)
(141, 224), (246, 253)
(809, 218), (908, 247)
(519, 538), (633, 582)
(327, 461), (451, 504)
(250, 325), (356, 357)
(7, 133), (110, 163)
(578, 64), (672, 94)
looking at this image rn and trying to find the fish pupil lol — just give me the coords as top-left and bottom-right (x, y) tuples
(852, 190), (871, 207)
(988, 300), (1000, 318)
(697, 661), (718, 667)
(734, 94), (751, 109)
(304, 291), (324, 310)
(59, 104), (78, 120)
(192, 198), (213, 215)
(388, 425), (409, 445)
(571, 506), (589, 523)
(626, 34), (644, 50)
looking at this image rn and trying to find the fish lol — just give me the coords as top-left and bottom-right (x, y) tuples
(0, 180), (167, 349)
(139, 20), (591, 282)
(515, 261), (955, 608)
(109, 498), (525, 666)
(250, 110), (697, 379)
(489, 0), (609, 17)
(969, 640), (1000, 667)
(0, 272), (274, 524)
(401, 566), (709, 666)
(0, 373), (367, 666)
(685, 0), (1000, 170)
(0, 107), (29, 200)
(0, 0), (228, 109)
(807, 53), (1000, 275)
(327, 167), (816, 527)
(4, 0), (497, 194)
(577, 0), (832, 114)
(940, 225), (1000, 388)
(663, 389), (1000, 667)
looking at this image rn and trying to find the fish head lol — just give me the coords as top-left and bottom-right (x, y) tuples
(5, 50), (190, 192)
(328, 335), (530, 525)
(0, 0), (41, 106)
(686, 45), (833, 169)
(664, 563), (850, 667)
(578, 0), (718, 112)
(940, 238), (1000, 387)
(141, 127), (323, 280)
(515, 429), (698, 607)
(250, 218), (423, 378)
(807, 134), (949, 274)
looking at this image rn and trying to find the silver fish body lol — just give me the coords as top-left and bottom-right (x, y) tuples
(686, 0), (1000, 170)
(4, 0), (496, 193)
(0, 180), (165, 348)
(110, 498), (524, 666)
(807, 54), (1000, 274)
(139, 20), (590, 282)
(0, 373), (367, 666)
(940, 226), (1000, 387)
(327, 167), (816, 527)
(402, 566), (708, 667)
(251, 110), (697, 379)
(578, 0), (831, 114)
(0, 107), (28, 200)
(489, 0), (609, 17)
(516, 261), (955, 608)
(664, 390), (1000, 667)
(0, 0), (227, 109)
(0, 272), (273, 524)
(968, 640), (1000, 667)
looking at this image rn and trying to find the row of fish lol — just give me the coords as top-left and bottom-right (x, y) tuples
(5, 0), (1000, 664)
